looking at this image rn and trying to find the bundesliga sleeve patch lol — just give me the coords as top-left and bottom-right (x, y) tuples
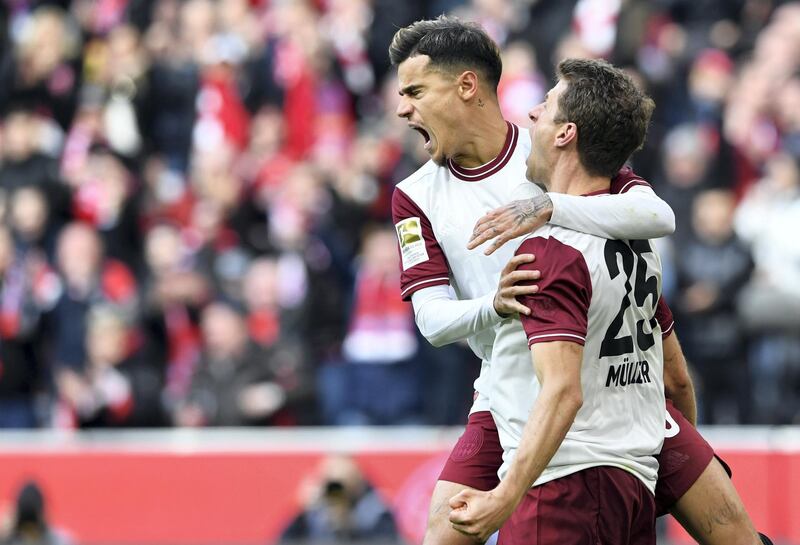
(395, 217), (429, 270)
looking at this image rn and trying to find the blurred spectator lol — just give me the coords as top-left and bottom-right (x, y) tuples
(674, 189), (754, 423)
(54, 222), (137, 367)
(54, 304), (165, 428)
(69, 145), (143, 274)
(280, 454), (400, 544)
(175, 301), (311, 427)
(0, 481), (73, 545)
(241, 257), (283, 348)
(512, 0), (578, 82)
(318, 226), (422, 426)
(736, 152), (800, 328)
(140, 222), (209, 407)
(735, 152), (800, 423)
(138, 0), (202, 173)
(0, 108), (72, 238)
(655, 123), (721, 243)
(0, 225), (58, 428)
(0, 6), (82, 130)
(236, 107), (292, 219)
(51, 222), (138, 371)
(687, 49), (733, 127)
(0, 0), (795, 427)
(265, 164), (352, 370)
(9, 186), (52, 256)
(497, 41), (546, 127)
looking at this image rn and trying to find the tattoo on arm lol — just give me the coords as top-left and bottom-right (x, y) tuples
(534, 194), (553, 217)
(514, 194), (553, 228)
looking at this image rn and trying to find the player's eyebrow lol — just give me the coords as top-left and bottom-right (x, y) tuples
(399, 84), (422, 96)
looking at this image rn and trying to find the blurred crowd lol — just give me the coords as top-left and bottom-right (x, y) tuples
(0, 0), (797, 429)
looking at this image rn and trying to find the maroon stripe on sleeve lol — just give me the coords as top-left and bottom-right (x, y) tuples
(516, 236), (592, 346)
(611, 166), (652, 194)
(655, 296), (675, 339)
(392, 187), (451, 301)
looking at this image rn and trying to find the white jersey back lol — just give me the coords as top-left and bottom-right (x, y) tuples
(392, 122), (538, 412)
(490, 218), (666, 492)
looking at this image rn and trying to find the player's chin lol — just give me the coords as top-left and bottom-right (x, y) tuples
(525, 161), (541, 184)
(524, 164), (535, 183)
(430, 148), (447, 166)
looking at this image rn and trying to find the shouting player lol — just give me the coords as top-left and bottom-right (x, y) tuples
(389, 16), (771, 545)
(389, 16), (669, 543)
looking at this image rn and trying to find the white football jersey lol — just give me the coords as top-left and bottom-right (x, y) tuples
(392, 122), (537, 412)
(490, 214), (666, 493)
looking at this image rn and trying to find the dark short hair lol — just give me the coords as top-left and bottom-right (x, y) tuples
(554, 59), (655, 178)
(388, 16), (502, 91)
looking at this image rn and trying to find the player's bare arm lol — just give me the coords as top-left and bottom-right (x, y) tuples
(448, 341), (583, 541)
(663, 332), (698, 426)
(467, 194), (553, 255)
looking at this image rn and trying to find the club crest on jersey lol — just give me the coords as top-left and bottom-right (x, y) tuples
(395, 217), (429, 270)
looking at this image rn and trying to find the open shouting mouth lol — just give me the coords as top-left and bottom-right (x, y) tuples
(410, 124), (432, 151)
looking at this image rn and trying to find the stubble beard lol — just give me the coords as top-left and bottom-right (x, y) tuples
(527, 139), (552, 190)
(526, 158), (547, 188)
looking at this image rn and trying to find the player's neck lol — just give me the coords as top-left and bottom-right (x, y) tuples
(449, 106), (508, 169)
(548, 160), (610, 196)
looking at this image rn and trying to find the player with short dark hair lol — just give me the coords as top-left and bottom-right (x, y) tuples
(547, 58), (655, 178)
(389, 17), (502, 92)
(388, 16), (771, 545)
(449, 57), (663, 544)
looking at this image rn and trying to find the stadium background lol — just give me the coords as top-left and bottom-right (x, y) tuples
(0, 0), (798, 543)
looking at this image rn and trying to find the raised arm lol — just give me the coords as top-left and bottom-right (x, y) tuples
(468, 169), (675, 255)
(548, 185), (675, 240)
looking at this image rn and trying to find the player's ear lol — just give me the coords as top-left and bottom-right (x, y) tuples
(554, 122), (577, 148)
(457, 70), (479, 101)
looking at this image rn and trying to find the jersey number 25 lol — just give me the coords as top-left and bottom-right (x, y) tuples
(599, 240), (659, 358)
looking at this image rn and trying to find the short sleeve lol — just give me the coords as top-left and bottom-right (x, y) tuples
(392, 188), (450, 301)
(611, 166), (651, 194)
(516, 237), (593, 347)
(655, 296), (675, 338)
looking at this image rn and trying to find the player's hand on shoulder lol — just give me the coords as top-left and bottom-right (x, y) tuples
(468, 195), (553, 255)
(493, 253), (540, 317)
